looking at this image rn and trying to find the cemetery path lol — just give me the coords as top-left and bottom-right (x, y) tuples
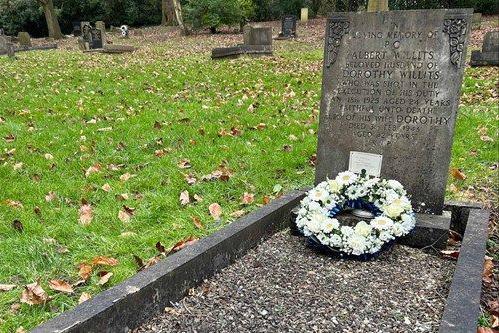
(135, 230), (455, 333)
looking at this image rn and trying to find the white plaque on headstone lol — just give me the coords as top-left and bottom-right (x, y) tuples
(348, 151), (383, 177)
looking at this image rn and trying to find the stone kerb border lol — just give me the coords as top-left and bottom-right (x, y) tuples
(31, 191), (490, 333)
(32, 190), (305, 333)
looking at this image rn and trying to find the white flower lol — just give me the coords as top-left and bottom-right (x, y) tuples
(306, 218), (322, 234)
(335, 171), (358, 186)
(327, 179), (342, 193)
(308, 201), (322, 212)
(340, 225), (354, 237)
(370, 216), (394, 230)
(309, 188), (329, 202)
(387, 179), (403, 190)
(391, 223), (405, 237)
(383, 202), (405, 218)
(354, 221), (372, 237)
(329, 234), (342, 247)
(347, 234), (367, 255)
(322, 218), (340, 233)
(384, 189), (399, 203)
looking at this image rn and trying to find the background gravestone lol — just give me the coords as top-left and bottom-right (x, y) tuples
(81, 22), (92, 50)
(301, 8), (309, 22)
(17, 32), (31, 47)
(247, 27), (272, 46)
(90, 29), (103, 49)
(95, 21), (106, 46)
(278, 15), (297, 38)
(72, 21), (81, 36)
(315, 9), (473, 215)
(243, 25), (252, 45)
(470, 31), (499, 66)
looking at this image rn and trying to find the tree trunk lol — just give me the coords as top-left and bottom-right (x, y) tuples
(37, 0), (63, 39)
(172, 0), (184, 30)
(367, 0), (388, 12)
(162, 0), (175, 25)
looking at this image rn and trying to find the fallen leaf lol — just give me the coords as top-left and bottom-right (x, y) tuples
(179, 190), (190, 206)
(450, 168), (466, 180)
(441, 249), (460, 259)
(78, 263), (93, 280)
(262, 196), (271, 205)
(118, 206), (135, 222)
(119, 173), (135, 181)
(78, 292), (91, 304)
(5, 199), (23, 208)
(477, 328), (495, 333)
(483, 258), (494, 284)
(177, 159), (191, 169)
(209, 203), (222, 220)
(309, 154), (317, 166)
(480, 135), (494, 142)
(171, 236), (199, 253)
(230, 210), (246, 218)
(48, 280), (73, 294)
(20, 281), (50, 305)
(97, 272), (113, 285)
(85, 163), (101, 177)
(91, 256), (119, 267)
(12, 220), (23, 232)
(45, 191), (57, 202)
(191, 216), (203, 229)
(15, 327), (26, 333)
(193, 194), (203, 202)
(101, 183), (111, 192)
(156, 241), (166, 253)
(0, 284), (16, 292)
(241, 192), (254, 205)
(79, 203), (93, 226)
(13, 162), (23, 170)
(184, 174), (197, 185)
(273, 184), (283, 194)
(44, 153), (54, 160)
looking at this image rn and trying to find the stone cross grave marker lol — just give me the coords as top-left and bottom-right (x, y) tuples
(279, 15), (297, 38)
(315, 9), (472, 215)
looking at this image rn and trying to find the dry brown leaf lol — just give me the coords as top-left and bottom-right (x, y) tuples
(262, 196), (271, 205)
(0, 284), (16, 292)
(97, 272), (113, 286)
(12, 220), (23, 232)
(91, 256), (119, 267)
(119, 173), (135, 181)
(118, 205), (135, 222)
(179, 190), (190, 206)
(45, 191), (57, 202)
(101, 183), (111, 192)
(177, 159), (191, 169)
(20, 281), (50, 305)
(184, 174), (197, 185)
(78, 263), (93, 280)
(483, 258), (494, 284)
(5, 199), (23, 208)
(450, 168), (466, 180)
(477, 328), (496, 333)
(171, 236), (199, 253)
(241, 192), (254, 205)
(78, 292), (92, 304)
(44, 153), (54, 160)
(480, 135), (494, 142)
(85, 163), (101, 177)
(208, 203), (222, 220)
(48, 280), (74, 294)
(15, 327), (26, 333)
(79, 203), (93, 226)
(193, 194), (203, 202)
(230, 210), (246, 218)
(191, 216), (203, 229)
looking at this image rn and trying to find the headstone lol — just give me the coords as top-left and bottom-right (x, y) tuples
(17, 32), (31, 47)
(72, 21), (82, 36)
(278, 15), (297, 39)
(81, 22), (92, 49)
(243, 25), (252, 45)
(247, 27), (272, 46)
(472, 13), (481, 29)
(95, 21), (106, 46)
(90, 28), (103, 49)
(301, 8), (309, 22)
(0, 28), (4, 36)
(315, 9), (472, 215)
(470, 31), (499, 66)
(0, 35), (14, 57)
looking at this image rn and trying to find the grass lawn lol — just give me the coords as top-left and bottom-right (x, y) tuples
(0, 20), (497, 332)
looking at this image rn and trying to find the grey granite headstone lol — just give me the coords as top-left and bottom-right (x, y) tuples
(470, 31), (499, 66)
(90, 28), (103, 49)
(72, 21), (81, 36)
(95, 21), (106, 46)
(278, 15), (297, 38)
(315, 9), (472, 215)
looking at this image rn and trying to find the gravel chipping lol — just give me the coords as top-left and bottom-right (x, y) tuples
(134, 230), (455, 333)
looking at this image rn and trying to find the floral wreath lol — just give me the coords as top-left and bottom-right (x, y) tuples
(295, 171), (416, 257)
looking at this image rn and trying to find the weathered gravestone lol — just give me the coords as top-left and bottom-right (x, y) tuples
(315, 9), (473, 215)
(18, 32), (31, 47)
(278, 15), (297, 39)
(470, 31), (499, 66)
(0, 35), (15, 57)
(80, 22), (92, 50)
(472, 12), (482, 29)
(72, 21), (82, 36)
(301, 8), (309, 22)
(95, 21), (106, 46)
(212, 26), (272, 59)
(90, 28), (103, 49)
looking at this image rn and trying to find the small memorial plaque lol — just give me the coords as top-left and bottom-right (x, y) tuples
(315, 9), (473, 214)
(348, 151), (383, 177)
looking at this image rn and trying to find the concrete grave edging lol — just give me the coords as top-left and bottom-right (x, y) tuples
(31, 191), (490, 333)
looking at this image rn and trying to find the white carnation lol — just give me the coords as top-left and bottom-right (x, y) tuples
(354, 221), (372, 237)
(370, 216), (394, 230)
(336, 171), (358, 186)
